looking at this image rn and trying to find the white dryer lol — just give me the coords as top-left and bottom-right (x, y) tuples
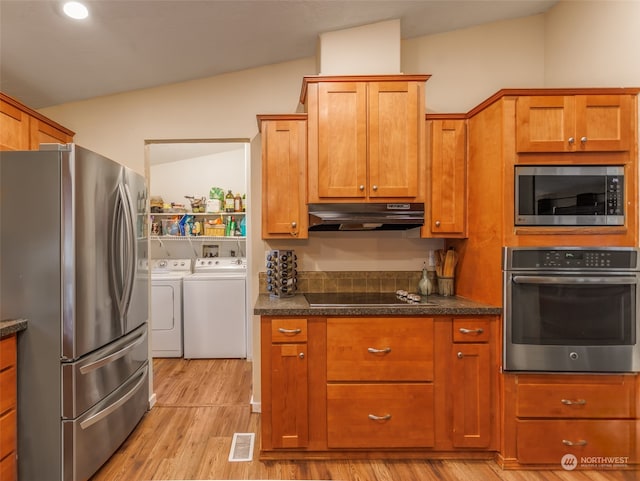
(151, 258), (192, 357)
(183, 257), (247, 359)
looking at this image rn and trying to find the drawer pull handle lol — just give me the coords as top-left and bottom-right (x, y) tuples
(278, 328), (302, 334)
(561, 399), (587, 406)
(368, 413), (392, 421)
(367, 347), (392, 354)
(562, 439), (588, 447)
(459, 328), (484, 334)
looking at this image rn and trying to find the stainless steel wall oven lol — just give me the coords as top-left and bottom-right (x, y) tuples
(502, 247), (639, 373)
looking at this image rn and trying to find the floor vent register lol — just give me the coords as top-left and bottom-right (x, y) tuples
(228, 432), (255, 462)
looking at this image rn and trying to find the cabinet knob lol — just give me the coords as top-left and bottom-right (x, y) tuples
(580, 136), (588, 143)
(457, 352), (464, 359)
(299, 352), (305, 359)
(568, 137), (575, 144)
(291, 221), (297, 228)
(435, 220), (441, 227)
(359, 185), (365, 191)
(372, 185), (378, 191)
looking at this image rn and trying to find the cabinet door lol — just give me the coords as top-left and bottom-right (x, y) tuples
(516, 96), (575, 152)
(575, 95), (631, 152)
(316, 81), (368, 199)
(29, 117), (73, 149)
(0, 98), (30, 150)
(451, 343), (491, 448)
(368, 81), (421, 198)
(261, 118), (308, 239)
(270, 343), (308, 448)
(429, 119), (466, 236)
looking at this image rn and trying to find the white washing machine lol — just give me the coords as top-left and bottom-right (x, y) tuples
(151, 258), (192, 357)
(183, 257), (247, 359)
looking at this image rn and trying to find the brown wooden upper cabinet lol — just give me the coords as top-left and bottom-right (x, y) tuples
(426, 118), (466, 237)
(1, 92), (74, 151)
(258, 114), (308, 239)
(516, 94), (632, 153)
(301, 75), (430, 203)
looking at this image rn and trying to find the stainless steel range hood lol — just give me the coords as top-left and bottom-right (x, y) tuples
(308, 203), (424, 231)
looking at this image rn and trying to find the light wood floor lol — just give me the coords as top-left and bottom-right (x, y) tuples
(90, 358), (637, 481)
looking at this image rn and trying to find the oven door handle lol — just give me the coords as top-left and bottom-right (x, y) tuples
(512, 275), (637, 285)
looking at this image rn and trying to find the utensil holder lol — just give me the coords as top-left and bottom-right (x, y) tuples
(438, 276), (454, 296)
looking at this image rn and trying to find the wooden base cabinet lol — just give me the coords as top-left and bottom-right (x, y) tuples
(500, 373), (639, 469)
(1, 92), (74, 151)
(450, 319), (492, 448)
(327, 383), (435, 448)
(0, 334), (17, 481)
(261, 318), (309, 449)
(260, 314), (498, 459)
(326, 317), (435, 449)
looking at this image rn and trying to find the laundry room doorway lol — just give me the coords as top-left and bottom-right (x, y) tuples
(145, 139), (252, 397)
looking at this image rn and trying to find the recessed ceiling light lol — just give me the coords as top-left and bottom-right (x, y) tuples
(63, 1), (89, 20)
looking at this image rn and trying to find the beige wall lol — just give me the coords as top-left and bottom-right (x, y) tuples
(38, 0), (640, 408)
(402, 14), (546, 113)
(544, 0), (640, 87)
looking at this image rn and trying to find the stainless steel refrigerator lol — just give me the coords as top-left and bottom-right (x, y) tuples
(0, 144), (149, 481)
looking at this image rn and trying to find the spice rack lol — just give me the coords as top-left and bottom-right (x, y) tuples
(265, 249), (297, 298)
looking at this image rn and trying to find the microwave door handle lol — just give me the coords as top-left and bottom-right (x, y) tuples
(512, 276), (637, 285)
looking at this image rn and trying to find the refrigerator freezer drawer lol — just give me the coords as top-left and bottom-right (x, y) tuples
(62, 324), (148, 419)
(62, 362), (148, 481)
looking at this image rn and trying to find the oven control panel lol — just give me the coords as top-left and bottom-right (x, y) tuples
(504, 247), (639, 270)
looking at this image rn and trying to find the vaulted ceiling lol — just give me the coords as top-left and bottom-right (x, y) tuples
(0, 0), (558, 109)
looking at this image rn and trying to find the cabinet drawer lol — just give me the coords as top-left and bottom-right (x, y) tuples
(271, 319), (307, 343)
(452, 319), (490, 343)
(0, 408), (16, 461)
(0, 335), (16, 370)
(327, 318), (433, 381)
(517, 376), (635, 419)
(517, 420), (636, 465)
(327, 383), (434, 448)
(0, 365), (16, 414)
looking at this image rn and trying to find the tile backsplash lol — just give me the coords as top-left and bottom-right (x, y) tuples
(258, 270), (422, 294)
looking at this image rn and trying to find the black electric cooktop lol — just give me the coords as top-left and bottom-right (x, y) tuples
(304, 292), (425, 307)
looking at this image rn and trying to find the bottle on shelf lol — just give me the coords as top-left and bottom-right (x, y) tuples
(224, 190), (235, 213)
(234, 193), (242, 212)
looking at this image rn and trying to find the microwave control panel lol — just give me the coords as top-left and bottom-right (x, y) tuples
(607, 175), (624, 215)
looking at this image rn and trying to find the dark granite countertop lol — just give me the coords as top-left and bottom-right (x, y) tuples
(1, 319), (28, 337)
(254, 294), (501, 316)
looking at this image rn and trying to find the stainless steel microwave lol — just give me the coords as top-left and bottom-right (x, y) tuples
(515, 165), (624, 226)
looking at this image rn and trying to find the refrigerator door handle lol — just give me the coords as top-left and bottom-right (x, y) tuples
(120, 182), (136, 318)
(79, 327), (147, 375)
(110, 183), (126, 325)
(79, 364), (148, 430)
(110, 182), (136, 330)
